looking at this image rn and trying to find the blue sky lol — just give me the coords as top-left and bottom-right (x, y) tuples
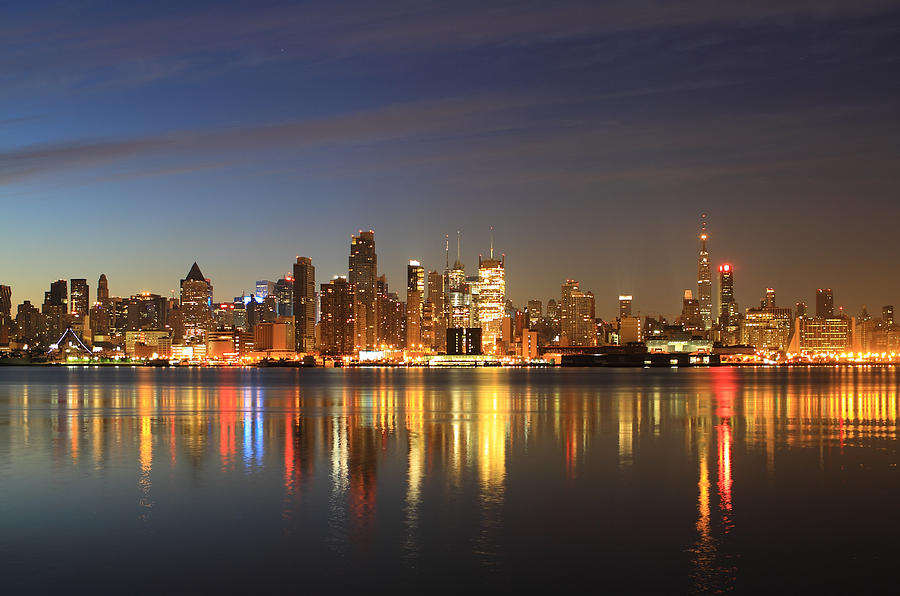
(3, 0), (900, 317)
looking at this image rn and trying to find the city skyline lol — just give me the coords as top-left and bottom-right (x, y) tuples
(3, 2), (900, 316)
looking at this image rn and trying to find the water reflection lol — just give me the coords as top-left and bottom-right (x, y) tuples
(2, 367), (900, 590)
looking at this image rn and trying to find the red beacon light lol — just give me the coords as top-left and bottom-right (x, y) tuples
(719, 264), (732, 273)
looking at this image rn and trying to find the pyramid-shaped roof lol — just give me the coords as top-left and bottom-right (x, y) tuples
(184, 262), (205, 282)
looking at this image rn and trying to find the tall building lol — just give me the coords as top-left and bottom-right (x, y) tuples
(447, 231), (472, 328)
(792, 316), (852, 353)
(376, 279), (404, 349)
(697, 214), (713, 330)
(476, 235), (505, 352)
(546, 299), (560, 333)
(46, 279), (67, 309)
(526, 299), (542, 329)
(796, 301), (808, 319)
(0, 285), (11, 317)
(741, 289), (793, 351)
(349, 230), (377, 349)
(291, 257), (316, 353)
(816, 288), (834, 318)
(406, 260), (425, 349)
(680, 289), (703, 332)
(560, 280), (580, 344)
(255, 280), (275, 299)
(320, 276), (355, 355)
(618, 295), (633, 319)
(427, 270), (446, 351)
(274, 276), (293, 317)
(97, 274), (109, 302)
(70, 279), (89, 316)
(180, 262), (212, 341)
(883, 305), (894, 327)
(718, 264), (736, 325)
(764, 287), (776, 309)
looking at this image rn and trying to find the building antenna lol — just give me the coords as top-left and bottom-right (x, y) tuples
(456, 230), (461, 264)
(445, 234), (450, 270)
(490, 226), (494, 259)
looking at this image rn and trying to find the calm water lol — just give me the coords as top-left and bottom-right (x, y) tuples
(1, 367), (899, 593)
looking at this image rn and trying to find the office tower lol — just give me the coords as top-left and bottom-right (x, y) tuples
(796, 301), (808, 319)
(406, 260), (425, 349)
(546, 299), (559, 332)
(426, 270), (446, 351)
(447, 231), (471, 328)
(47, 279), (67, 308)
(320, 276), (356, 355)
(527, 299), (542, 329)
(741, 287), (793, 351)
(291, 257), (316, 353)
(792, 316), (852, 353)
(70, 279), (89, 316)
(572, 290), (596, 346)
(349, 230), (377, 349)
(97, 274), (109, 302)
(619, 316), (642, 344)
(476, 233), (505, 351)
(180, 262), (212, 340)
(697, 214), (712, 330)
(718, 264), (736, 325)
(765, 287), (776, 308)
(255, 280), (276, 299)
(680, 289), (702, 332)
(816, 288), (834, 318)
(274, 276), (293, 317)
(884, 305), (894, 327)
(15, 301), (41, 345)
(0, 285), (10, 317)
(618, 295), (633, 319)
(376, 282), (404, 349)
(560, 280), (580, 344)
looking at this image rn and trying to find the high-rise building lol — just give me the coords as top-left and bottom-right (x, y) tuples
(447, 231), (472, 328)
(180, 262), (212, 341)
(618, 295), (633, 319)
(764, 287), (776, 309)
(406, 260), (425, 349)
(97, 274), (109, 302)
(792, 316), (852, 353)
(718, 264), (736, 325)
(526, 299), (542, 329)
(796, 301), (808, 319)
(427, 270), (446, 351)
(292, 257), (316, 353)
(572, 290), (596, 346)
(816, 288), (834, 318)
(741, 288), (793, 351)
(476, 235), (505, 352)
(697, 214), (713, 330)
(70, 279), (89, 316)
(883, 305), (894, 327)
(46, 279), (67, 309)
(255, 280), (276, 299)
(546, 299), (559, 333)
(0, 285), (11, 317)
(376, 282), (404, 349)
(320, 276), (355, 355)
(680, 289), (703, 332)
(274, 276), (293, 317)
(560, 280), (580, 344)
(349, 230), (377, 349)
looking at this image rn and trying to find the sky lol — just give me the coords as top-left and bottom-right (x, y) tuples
(2, 0), (900, 319)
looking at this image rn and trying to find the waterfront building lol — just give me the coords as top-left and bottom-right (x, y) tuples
(791, 316), (853, 353)
(447, 327), (482, 355)
(741, 302), (793, 352)
(680, 290), (703, 333)
(619, 315), (642, 344)
(320, 276), (356, 355)
(349, 230), (377, 349)
(292, 256), (316, 353)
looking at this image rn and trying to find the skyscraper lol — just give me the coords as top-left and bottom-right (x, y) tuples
(764, 287), (776, 309)
(320, 276), (355, 355)
(526, 299), (542, 329)
(70, 279), (89, 316)
(180, 262), (212, 341)
(97, 274), (109, 302)
(447, 231), (471, 328)
(816, 289), (834, 318)
(884, 305), (895, 327)
(618, 295), (633, 319)
(274, 276), (293, 317)
(0, 285), (11, 318)
(427, 270), (446, 351)
(349, 230), (377, 349)
(406, 260), (425, 349)
(680, 289), (702, 332)
(697, 214), (712, 330)
(718, 264), (736, 325)
(292, 256), (316, 353)
(476, 232), (505, 352)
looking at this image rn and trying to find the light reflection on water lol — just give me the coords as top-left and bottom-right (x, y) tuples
(1, 366), (899, 592)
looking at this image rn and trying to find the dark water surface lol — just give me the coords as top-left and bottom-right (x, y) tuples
(1, 366), (898, 593)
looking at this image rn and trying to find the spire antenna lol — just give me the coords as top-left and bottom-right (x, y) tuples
(456, 230), (461, 263)
(490, 226), (494, 259)
(445, 234), (450, 270)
